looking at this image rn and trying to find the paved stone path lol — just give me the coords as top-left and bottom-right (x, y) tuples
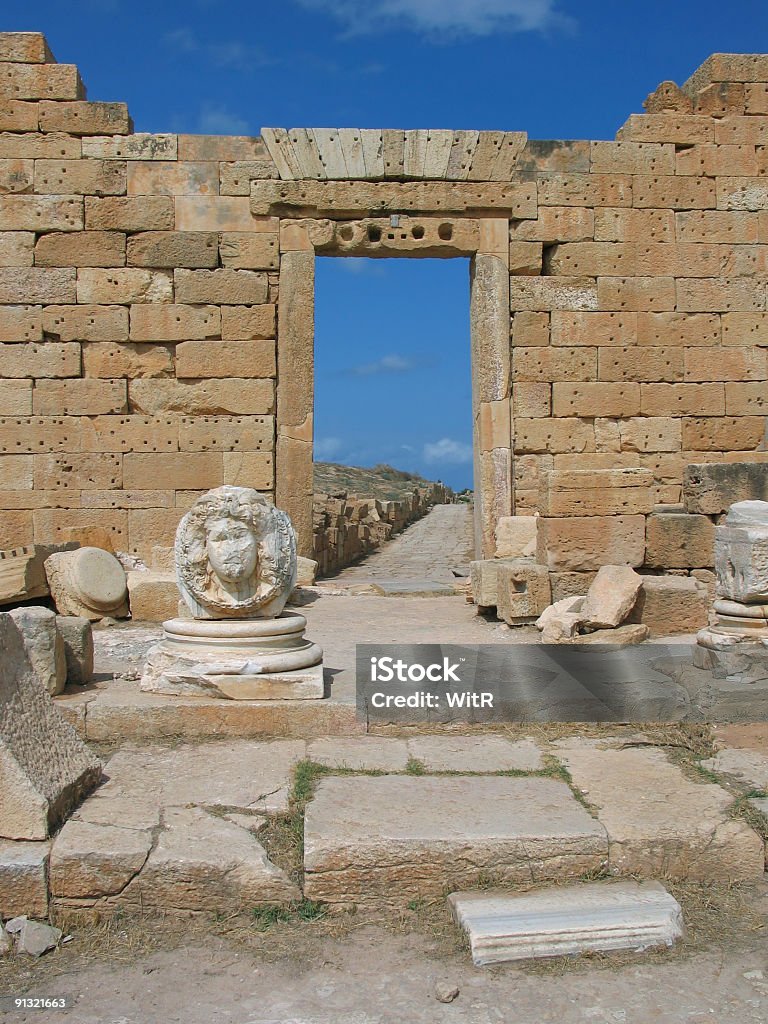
(328, 503), (474, 593)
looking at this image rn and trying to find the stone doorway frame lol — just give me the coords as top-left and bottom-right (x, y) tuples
(276, 217), (511, 561)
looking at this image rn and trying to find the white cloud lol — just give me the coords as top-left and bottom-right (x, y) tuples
(423, 437), (473, 464)
(347, 353), (417, 376)
(198, 103), (250, 135)
(296, 0), (569, 37)
(165, 29), (275, 72)
(314, 436), (344, 459)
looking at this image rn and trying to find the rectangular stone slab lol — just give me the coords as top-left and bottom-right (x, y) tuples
(448, 880), (683, 965)
(303, 776), (607, 905)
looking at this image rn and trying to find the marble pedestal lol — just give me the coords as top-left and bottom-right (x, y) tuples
(141, 612), (324, 700)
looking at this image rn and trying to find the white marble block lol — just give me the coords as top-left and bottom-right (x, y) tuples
(448, 880), (684, 965)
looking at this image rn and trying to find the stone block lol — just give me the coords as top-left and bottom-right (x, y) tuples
(175, 340), (275, 379)
(514, 418), (595, 454)
(549, 571), (598, 602)
(0, 101), (39, 132)
(497, 562), (551, 624)
(0, 612), (101, 840)
(222, 452), (274, 489)
(33, 509), (128, 550)
(627, 575), (709, 636)
(632, 175), (716, 210)
(0, 230), (33, 266)
(82, 341), (174, 379)
(0, 267), (75, 303)
(50, 817), (152, 899)
(676, 210), (757, 243)
(8, 605), (66, 696)
(0, 157), (33, 193)
(76, 269), (172, 304)
(645, 512), (715, 569)
(594, 209), (674, 243)
(0, 341), (81, 378)
(618, 417), (681, 453)
(0, 63), (83, 101)
(38, 101), (130, 134)
(306, 737), (408, 772)
(494, 516), (537, 559)
(636, 312), (721, 347)
(579, 565), (643, 628)
(34, 230), (126, 268)
(42, 304), (128, 342)
(537, 515), (646, 572)
(553, 382), (640, 418)
(510, 276), (598, 312)
(599, 346), (683, 383)
(513, 346), (596, 383)
(126, 231), (218, 269)
(34, 159), (126, 196)
(0, 841), (49, 918)
(82, 134), (177, 160)
(125, 570), (178, 622)
(32, 379), (127, 415)
(0, 32), (53, 63)
(221, 304), (275, 340)
(0, 132), (81, 159)
(127, 161), (218, 197)
(559, 743), (763, 881)
(512, 382), (550, 417)
(174, 268), (268, 304)
(511, 206), (594, 242)
(449, 881), (683, 965)
(0, 304), (41, 341)
(179, 135), (268, 161)
(129, 378), (274, 416)
(640, 383), (725, 417)
(85, 196), (174, 231)
(220, 160), (279, 195)
(683, 463), (768, 514)
(178, 415), (272, 453)
(722, 313), (768, 347)
(129, 304), (219, 342)
(537, 173), (631, 208)
(725, 382), (767, 415)
(303, 776), (607, 905)
(55, 615), (93, 685)
(219, 233), (279, 269)
(174, 196), (261, 231)
(591, 141), (674, 175)
(540, 468), (653, 516)
(677, 277), (764, 313)
(511, 311), (549, 346)
(470, 557), (517, 608)
(123, 452), (222, 491)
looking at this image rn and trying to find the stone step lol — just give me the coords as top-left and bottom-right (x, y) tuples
(303, 775), (608, 906)
(448, 880), (684, 965)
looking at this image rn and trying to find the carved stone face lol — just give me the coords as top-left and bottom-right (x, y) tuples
(205, 518), (258, 584)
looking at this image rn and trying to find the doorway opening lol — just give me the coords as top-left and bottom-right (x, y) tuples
(312, 257), (474, 588)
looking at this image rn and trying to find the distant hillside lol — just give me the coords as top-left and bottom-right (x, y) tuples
(314, 462), (451, 501)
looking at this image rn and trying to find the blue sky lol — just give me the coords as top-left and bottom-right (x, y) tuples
(12, 1), (768, 489)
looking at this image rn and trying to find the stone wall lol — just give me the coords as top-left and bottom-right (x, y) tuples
(313, 484), (449, 577)
(0, 33), (765, 570)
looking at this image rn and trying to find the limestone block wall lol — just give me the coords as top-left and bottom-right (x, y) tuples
(0, 32), (765, 570)
(313, 484), (449, 577)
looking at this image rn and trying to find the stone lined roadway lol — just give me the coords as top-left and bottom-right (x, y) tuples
(327, 503), (475, 593)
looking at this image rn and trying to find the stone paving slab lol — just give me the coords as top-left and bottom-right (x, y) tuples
(303, 775), (608, 905)
(100, 739), (306, 814)
(50, 819), (153, 900)
(449, 880), (684, 965)
(406, 735), (543, 772)
(701, 748), (768, 791)
(306, 737), (410, 771)
(558, 743), (764, 881)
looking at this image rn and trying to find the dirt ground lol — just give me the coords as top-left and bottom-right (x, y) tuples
(3, 879), (768, 1024)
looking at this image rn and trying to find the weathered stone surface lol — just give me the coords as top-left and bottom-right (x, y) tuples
(628, 575), (709, 636)
(8, 606), (66, 696)
(55, 616), (93, 685)
(497, 562), (551, 625)
(569, 623), (650, 647)
(0, 543), (78, 606)
(537, 516), (646, 571)
(0, 613), (101, 839)
(407, 736), (543, 773)
(45, 547), (129, 621)
(306, 737), (409, 771)
(100, 740), (305, 814)
(714, 501), (768, 603)
(494, 516), (537, 559)
(118, 806), (299, 911)
(700, 748), (768, 791)
(449, 880), (683, 965)
(549, 571), (597, 602)
(17, 919), (62, 957)
(579, 565), (643, 629)
(646, 512), (716, 569)
(50, 818), (152, 899)
(303, 776), (607, 904)
(126, 571), (178, 622)
(536, 596), (585, 643)
(470, 558), (518, 608)
(683, 463), (768, 514)
(559, 743), (764, 881)
(0, 840), (49, 918)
